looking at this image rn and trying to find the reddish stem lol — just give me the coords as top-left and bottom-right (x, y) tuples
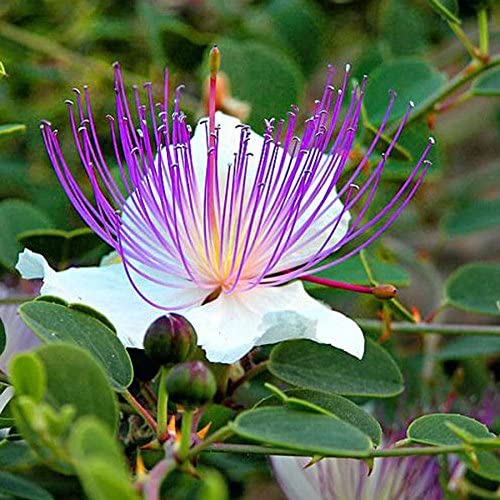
(300, 275), (373, 294)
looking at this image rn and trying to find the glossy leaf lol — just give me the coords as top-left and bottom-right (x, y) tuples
(259, 389), (382, 445)
(445, 263), (500, 316)
(269, 338), (404, 397)
(19, 300), (133, 391)
(232, 406), (372, 456)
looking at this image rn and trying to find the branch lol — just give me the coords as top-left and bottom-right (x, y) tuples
(356, 319), (500, 337)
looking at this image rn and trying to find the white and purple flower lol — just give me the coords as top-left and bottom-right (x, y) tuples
(271, 444), (443, 500)
(17, 53), (433, 363)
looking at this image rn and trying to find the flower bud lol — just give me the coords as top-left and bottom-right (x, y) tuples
(143, 314), (197, 366)
(372, 284), (397, 300)
(165, 361), (216, 407)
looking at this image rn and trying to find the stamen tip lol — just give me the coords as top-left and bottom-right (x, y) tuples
(429, 136), (436, 145)
(209, 45), (221, 76)
(409, 100), (415, 108)
(345, 63), (351, 72)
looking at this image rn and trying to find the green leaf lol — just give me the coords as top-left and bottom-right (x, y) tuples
(207, 38), (303, 131)
(437, 336), (500, 360)
(19, 300), (133, 391)
(0, 199), (53, 270)
(365, 59), (446, 125)
(69, 417), (138, 500)
(445, 263), (500, 316)
(408, 413), (500, 481)
(0, 471), (53, 500)
(231, 406), (371, 456)
(9, 353), (47, 402)
(259, 389), (382, 445)
(472, 69), (500, 97)
(0, 124), (26, 140)
(442, 199), (500, 237)
(269, 338), (404, 397)
(0, 62), (6, 78)
(0, 319), (5, 356)
(18, 228), (106, 269)
(408, 414), (494, 445)
(35, 344), (118, 431)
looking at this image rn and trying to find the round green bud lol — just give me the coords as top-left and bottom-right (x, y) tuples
(165, 361), (216, 407)
(143, 314), (197, 366)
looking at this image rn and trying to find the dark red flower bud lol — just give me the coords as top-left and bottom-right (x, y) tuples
(143, 314), (197, 366)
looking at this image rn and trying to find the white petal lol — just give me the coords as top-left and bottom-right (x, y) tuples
(15, 249), (207, 349)
(271, 456), (323, 500)
(184, 281), (364, 364)
(0, 387), (14, 416)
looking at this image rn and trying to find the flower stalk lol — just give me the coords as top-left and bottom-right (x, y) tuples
(156, 366), (169, 437)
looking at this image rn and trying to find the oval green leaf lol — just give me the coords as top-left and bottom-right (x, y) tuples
(269, 338), (404, 397)
(19, 300), (133, 391)
(408, 413), (499, 481)
(232, 406), (371, 456)
(258, 389), (382, 446)
(445, 263), (500, 316)
(35, 344), (118, 431)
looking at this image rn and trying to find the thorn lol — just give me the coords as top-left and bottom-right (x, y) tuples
(196, 422), (212, 440)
